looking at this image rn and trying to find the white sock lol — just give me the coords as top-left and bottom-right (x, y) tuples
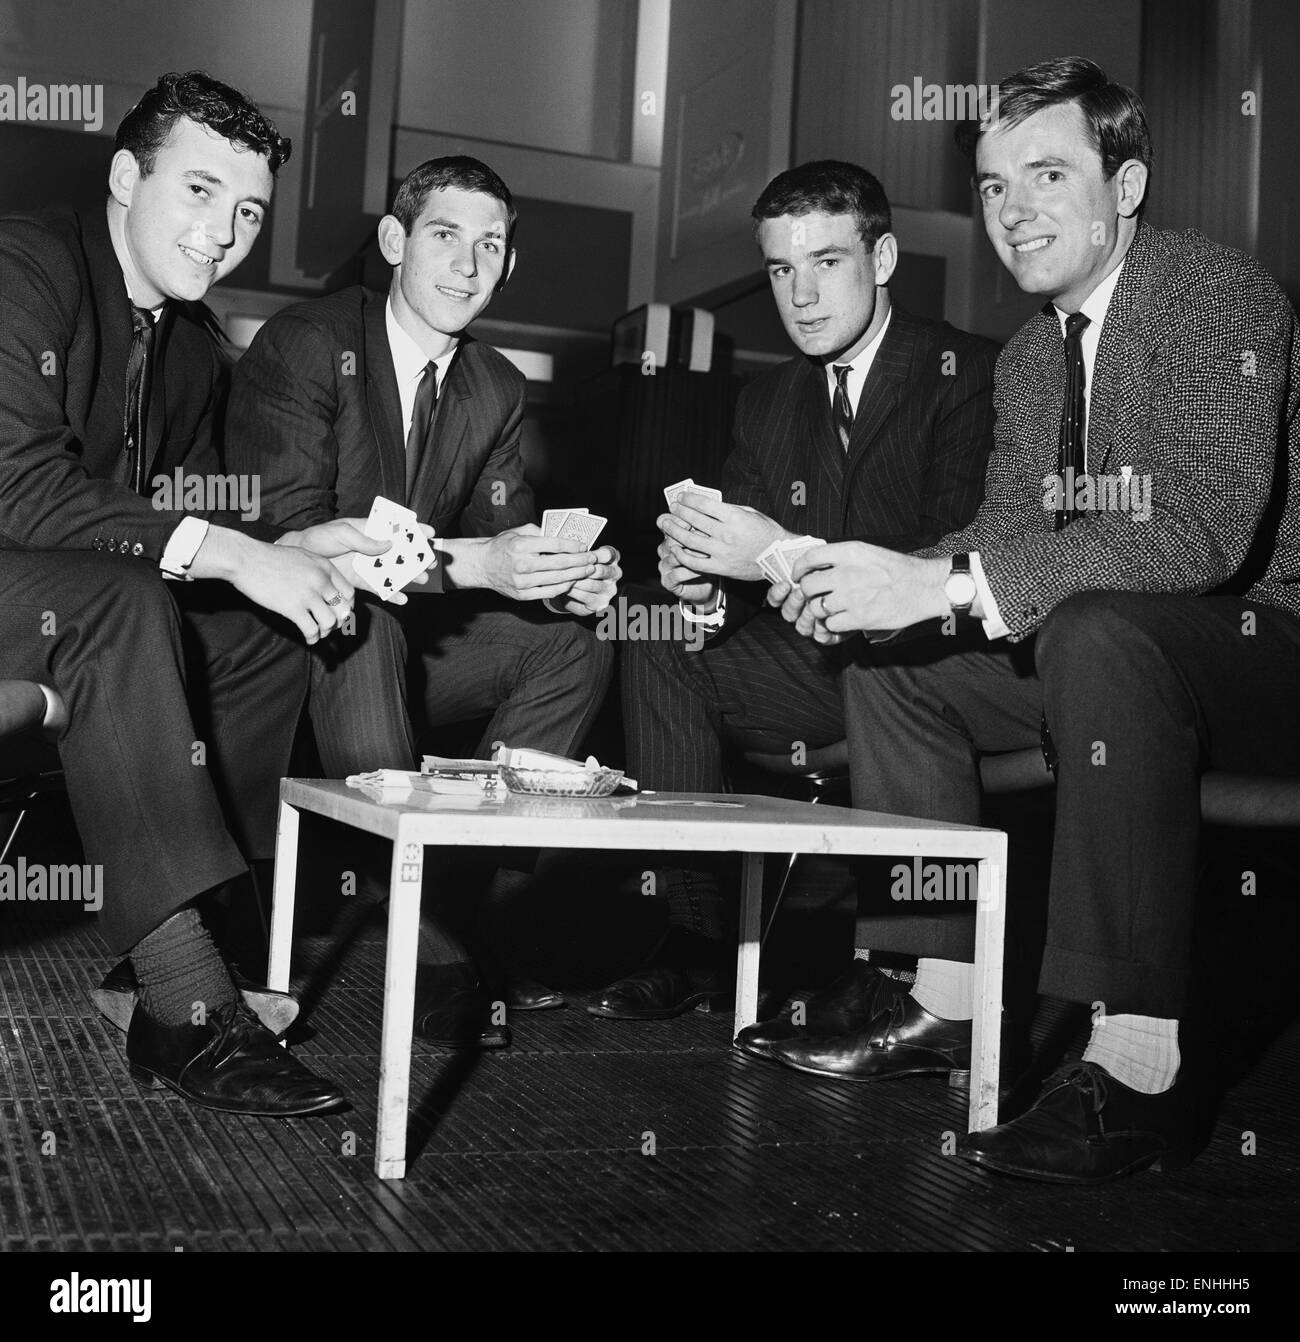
(908, 957), (973, 1021)
(1082, 1013), (1179, 1094)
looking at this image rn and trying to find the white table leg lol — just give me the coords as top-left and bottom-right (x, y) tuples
(733, 853), (764, 1036)
(969, 845), (1008, 1132)
(267, 798), (300, 994)
(375, 826), (422, 1180)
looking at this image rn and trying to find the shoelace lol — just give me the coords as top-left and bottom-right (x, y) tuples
(1049, 1062), (1110, 1137)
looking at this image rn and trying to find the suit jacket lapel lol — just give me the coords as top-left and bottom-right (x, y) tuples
(800, 359), (845, 494)
(410, 341), (472, 516)
(362, 294), (407, 503)
(82, 208), (133, 456)
(845, 311), (909, 469)
(1087, 225), (1155, 476)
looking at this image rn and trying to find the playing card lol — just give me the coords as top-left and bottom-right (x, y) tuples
(553, 511), (606, 547)
(541, 507), (588, 538)
(663, 478), (695, 508)
(353, 523), (436, 601)
(363, 495), (418, 541)
(777, 535), (824, 576)
(756, 539), (787, 585)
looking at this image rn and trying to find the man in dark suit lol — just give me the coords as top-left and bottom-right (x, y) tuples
(225, 157), (619, 1045)
(770, 57), (1300, 1183)
(592, 161), (998, 1019)
(0, 72), (391, 1116)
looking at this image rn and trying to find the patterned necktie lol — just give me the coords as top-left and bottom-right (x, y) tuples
(120, 305), (156, 495)
(1057, 312), (1091, 529)
(405, 360), (439, 500)
(832, 363), (854, 452)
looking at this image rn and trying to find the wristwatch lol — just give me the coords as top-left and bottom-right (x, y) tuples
(943, 553), (977, 616)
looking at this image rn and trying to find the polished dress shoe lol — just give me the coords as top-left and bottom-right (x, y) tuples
(957, 1061), (1193, 1184)
(770, 990), (971, 1080)
(126, 1000), (345, 1116)
(414, 963), (511, 1048)
(93, 958), (299, 1037)
(735, 961), (907, 1060)
(588, 928), (731, 1020)
(504, 976), (565, 1011)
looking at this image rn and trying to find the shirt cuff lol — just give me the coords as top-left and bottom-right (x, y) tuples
(679, 583), (726, 636)
(159, 516), (210, 580)
(969, 550), (1009, 640)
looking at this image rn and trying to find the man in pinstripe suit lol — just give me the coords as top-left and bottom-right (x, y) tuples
(591, 162), (998, 1020)
(770, 58), (1300, 1183)
(227, 157), (619, 1044)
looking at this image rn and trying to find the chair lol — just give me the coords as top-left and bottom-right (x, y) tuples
(0, 679), (66, 865)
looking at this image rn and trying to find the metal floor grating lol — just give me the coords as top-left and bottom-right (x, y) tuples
(2, 895), (1299, 1253)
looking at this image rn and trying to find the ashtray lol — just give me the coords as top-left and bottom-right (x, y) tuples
(499, 765), (625, 797)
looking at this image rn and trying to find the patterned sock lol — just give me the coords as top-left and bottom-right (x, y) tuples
(909, 957), (973, 1021)
(130, 907), (237, 1026)
(1082, 1013), (1179, 1094)
(853, 947), (914, 982)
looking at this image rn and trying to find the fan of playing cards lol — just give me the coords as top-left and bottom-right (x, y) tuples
(353, 496), (437, 601)
(541, 507), (607, 548)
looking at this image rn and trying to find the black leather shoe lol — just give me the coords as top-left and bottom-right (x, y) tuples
(414, 964), (511, 1048)
(588, 928), (731, 1020)
(735, 961), (907, 1060)
(125, 1000), (345, 1116)
(504, 976), (566, 1011)
(770, 990), (971, 1080)
(93, 958), (300, 1038)
(957, 1061), (1194, 1184)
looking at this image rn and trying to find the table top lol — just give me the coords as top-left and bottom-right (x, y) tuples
(279, 779), (1006, 861)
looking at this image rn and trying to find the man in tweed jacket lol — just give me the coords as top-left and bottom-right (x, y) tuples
(766, 58), (1300, 1183)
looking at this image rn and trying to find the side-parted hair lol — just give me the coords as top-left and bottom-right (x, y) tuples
(752, 160), (892, 252)
(114, 70), (291, 176)
(955, 56), (1152, 210)
(391, 156), (518, 249)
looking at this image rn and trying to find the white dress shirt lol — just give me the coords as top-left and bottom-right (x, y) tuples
(823, 306), (893, 417)
(385, 297), (458, 437)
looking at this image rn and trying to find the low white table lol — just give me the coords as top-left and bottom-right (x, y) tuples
(270, 780), (1008, 1180)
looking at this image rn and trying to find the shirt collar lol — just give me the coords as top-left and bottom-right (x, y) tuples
(827, 305), (892, 381)
(385, 297), (458, 386)
(1054, 260), (1124, 335)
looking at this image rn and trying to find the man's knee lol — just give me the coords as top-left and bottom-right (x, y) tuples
(544, 615), (615, 694)
(1036, 591), (1166, 679)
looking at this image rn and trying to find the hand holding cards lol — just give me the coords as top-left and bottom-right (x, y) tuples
(756, 534), (826, 586)
(352, 496), (437, 602)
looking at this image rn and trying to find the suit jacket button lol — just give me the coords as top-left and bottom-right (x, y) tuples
(132, 542), (144, 556)
(118, 540), (131, 554)
(92, 538), (103, 550)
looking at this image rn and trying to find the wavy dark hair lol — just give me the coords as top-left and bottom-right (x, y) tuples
(115, 70), (291, 176)
(752, 160), (892, 252)
(391, 156), (518, 249)
(955, 56), (1152, 210)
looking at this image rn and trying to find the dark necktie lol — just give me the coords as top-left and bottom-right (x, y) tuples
(405, 360), (439, 500)
(120, 305), (156, 495)
(1057, 312), (1091, 529)
(832, 363), (854, 452)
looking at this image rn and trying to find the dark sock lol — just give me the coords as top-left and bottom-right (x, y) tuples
(130, 907), (237, 1026)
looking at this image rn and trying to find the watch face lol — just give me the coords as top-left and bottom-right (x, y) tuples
(946, 572), (977, 606)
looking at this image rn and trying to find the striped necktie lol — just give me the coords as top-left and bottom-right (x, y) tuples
(832, 363), (854, 452)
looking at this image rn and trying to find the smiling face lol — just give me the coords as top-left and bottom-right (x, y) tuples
(108, 116), (272, 307)
(974, 101), (1145, 312)
(757, 209), (895, 364)
(380, 186), (514, 354)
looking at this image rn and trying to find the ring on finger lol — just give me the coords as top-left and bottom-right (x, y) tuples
(325, 591), (345, 607)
